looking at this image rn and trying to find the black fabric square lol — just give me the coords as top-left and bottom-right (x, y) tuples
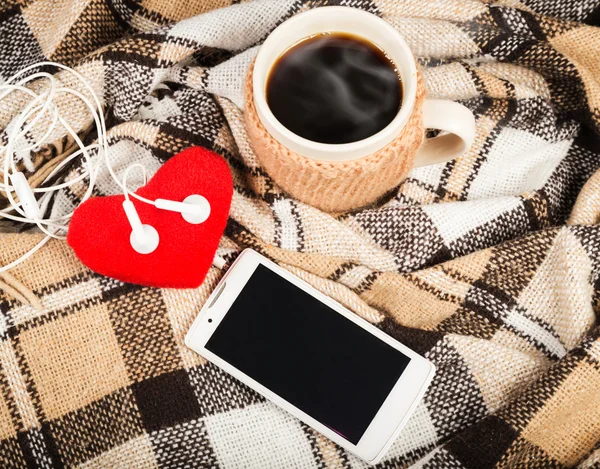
(107, 287), (182, 384)
(16, 427), (55, 468)
(167, 90), (224, 146)
(446, 416), (518, 469)
(132, 369), (202, 433)
(437, 306), (501, 340)
(448, 205), (531, 259)
(425, 342), (488, 439)
(0, 435), (27, 468)
(497, 436), (563, 469)
(477, 228), (556, 301)
(379, 318), (443, 356)
(149, 418), (218, 469)
(188, 362), (264, 418)
(355, 206), (449, 272)
(48, 387), (144, 467)
(0, 12), (45, 81)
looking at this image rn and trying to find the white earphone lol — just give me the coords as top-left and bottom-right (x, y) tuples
(118, 163), (211, 255)
(0, 62), (213, 271)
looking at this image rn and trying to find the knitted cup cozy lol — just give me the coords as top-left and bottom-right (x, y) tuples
(244, 62), (426, 212)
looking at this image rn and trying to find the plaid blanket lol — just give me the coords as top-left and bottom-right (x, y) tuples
(1, 0), (600, 468)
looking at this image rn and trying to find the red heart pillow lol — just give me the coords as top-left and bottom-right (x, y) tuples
(67, 146), (233, 288)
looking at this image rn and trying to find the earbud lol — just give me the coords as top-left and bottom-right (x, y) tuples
(155, 195), (210, 224)
(10, 172), (40, 220)
(123, 200), (160, 254)
(123, 195), (211, 254)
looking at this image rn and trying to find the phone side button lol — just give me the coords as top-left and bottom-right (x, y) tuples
(208, 282), (227, 309)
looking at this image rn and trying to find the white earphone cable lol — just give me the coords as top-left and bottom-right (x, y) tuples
(0, 62), (225, 275)
(0, 62), (157, 274)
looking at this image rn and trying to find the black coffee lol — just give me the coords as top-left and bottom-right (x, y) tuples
(266, 33), (402, 145)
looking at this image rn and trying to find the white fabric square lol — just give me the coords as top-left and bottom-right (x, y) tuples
(422, 196), (521, 243)
(207, 47), (259, 108)
(168, 1), (296, 51)
(409, 162), (446, 189)
(468, 127), (572, 199)
(388, 18), (480, 61)
(204, 402), (319, 469)
(273, 198), (300, 250)
(0, 313), (6, 339)
(422, 62), (480, 101)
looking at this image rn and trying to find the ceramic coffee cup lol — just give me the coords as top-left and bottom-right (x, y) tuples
(245, 6), (477, 211)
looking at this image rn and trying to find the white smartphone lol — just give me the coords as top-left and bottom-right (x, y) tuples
(185, 249), (435, 464)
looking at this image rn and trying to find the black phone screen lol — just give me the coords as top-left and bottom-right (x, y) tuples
(205, 264), (411, 444)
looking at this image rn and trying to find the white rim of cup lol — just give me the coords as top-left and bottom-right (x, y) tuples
(252, 6), (418, 162)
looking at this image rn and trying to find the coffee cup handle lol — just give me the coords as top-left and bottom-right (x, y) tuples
(413, 99), (476, 168)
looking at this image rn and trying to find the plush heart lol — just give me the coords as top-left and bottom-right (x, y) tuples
(67, 146), (233, 288)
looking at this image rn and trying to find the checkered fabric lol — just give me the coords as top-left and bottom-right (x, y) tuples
(1, 0), (600, 468)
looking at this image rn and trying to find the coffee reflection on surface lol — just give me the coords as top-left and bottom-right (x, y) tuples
(266, 33), (402, 145)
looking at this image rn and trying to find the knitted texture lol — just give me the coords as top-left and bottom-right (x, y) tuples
(1, 1), (600, 469)
(244, 62), (426, 212)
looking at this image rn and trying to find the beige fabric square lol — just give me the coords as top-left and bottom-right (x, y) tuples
(388, 18), (480, 60)
(423, 62), (480, 101)
(0, 236), (87, 292)
(448, 248), (493, 280)
(451, 334), (549, 413)
(141, 0), (233, 22)
(375, 0), (487, 22)
(552, 26), (600, 116)
(569, 167), (600, 226)
(283, 264), (383, 324)
(230, 193), (277, 245)
(158, 42), (197, 67)
(79, 434), (158, 469)
(490, 0), (535, 12)
(263, 244), (349, 280)
(522, 360), (600, 467)
(478, 63), (551, 100)
(19, 304), (129, 420)
(363, 272), (459, 329)
(108, 121), (160, 149)
(478, 69), (513, 99)
(22, 0), (91, 58)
